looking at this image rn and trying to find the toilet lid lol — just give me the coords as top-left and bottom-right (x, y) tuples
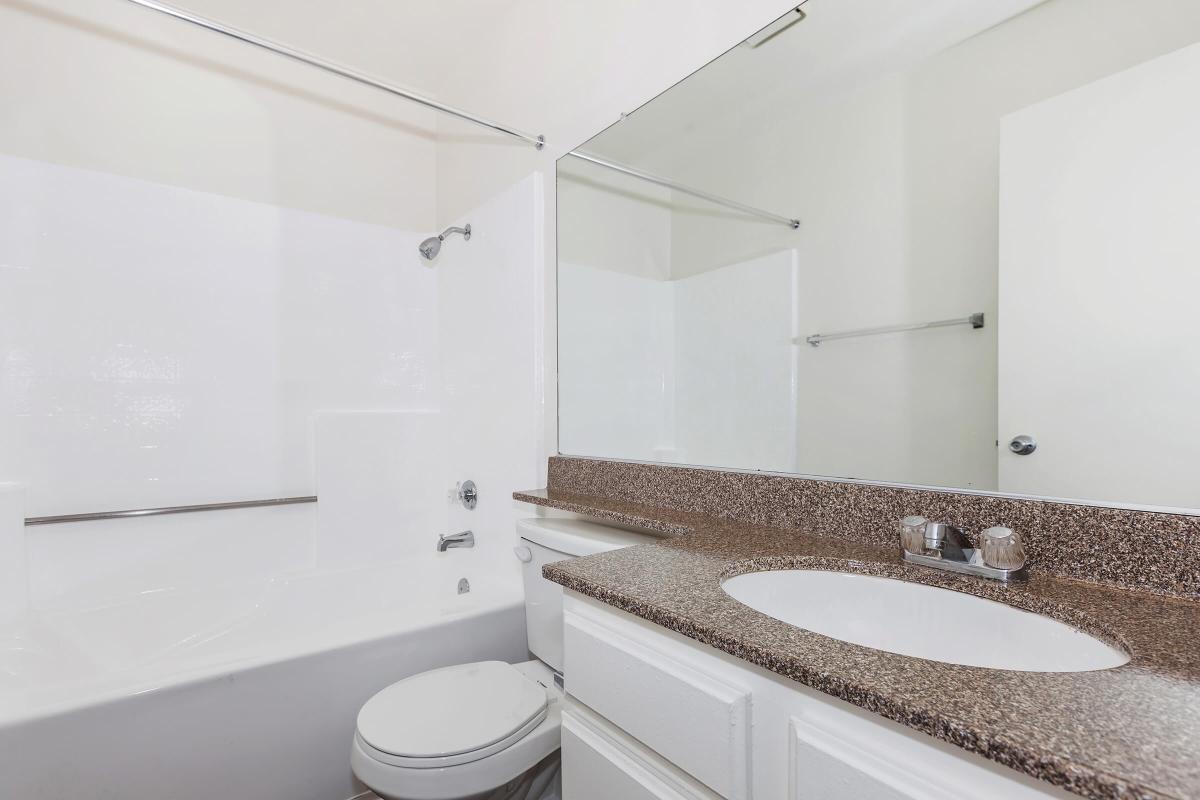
(356, 661), (549, 761)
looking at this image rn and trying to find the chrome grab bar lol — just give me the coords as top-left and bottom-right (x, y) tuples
(25, 496), (317, 526)
(805, 313), (985, 347)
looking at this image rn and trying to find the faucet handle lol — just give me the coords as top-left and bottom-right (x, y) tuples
(456, 480), (478, 510)
(899, 516), (927, 554)
(980, 527), (1026, 570)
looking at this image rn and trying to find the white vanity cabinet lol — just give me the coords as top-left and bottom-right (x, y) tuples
(561, 593), (1074, 800)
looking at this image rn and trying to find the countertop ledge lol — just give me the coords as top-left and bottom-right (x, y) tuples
(515, 487), (1200, 800)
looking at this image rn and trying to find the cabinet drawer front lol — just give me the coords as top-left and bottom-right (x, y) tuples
(562, 705), (723, 800)
(565, 610), (751, 800)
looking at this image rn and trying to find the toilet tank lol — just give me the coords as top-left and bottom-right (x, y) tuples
(516, 518), (651, 672)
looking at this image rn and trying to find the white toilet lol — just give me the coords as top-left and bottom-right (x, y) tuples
(351, 518), (650, 800)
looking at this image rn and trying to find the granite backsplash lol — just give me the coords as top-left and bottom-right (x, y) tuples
(541, 456), (1200, 598)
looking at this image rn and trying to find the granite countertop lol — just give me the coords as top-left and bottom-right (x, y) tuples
(515, 488), (1200, 800)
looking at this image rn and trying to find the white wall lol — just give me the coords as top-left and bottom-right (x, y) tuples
(0, 0), (439, 230)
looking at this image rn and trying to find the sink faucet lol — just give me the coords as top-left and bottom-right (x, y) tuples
(899, 518), (1025, 582)
(437, 530), (475, 552)
(923, 521), (972, 562)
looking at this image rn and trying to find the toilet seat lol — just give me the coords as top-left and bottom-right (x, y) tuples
(352, 660), (562, 800)
(357, 661), (549, 768)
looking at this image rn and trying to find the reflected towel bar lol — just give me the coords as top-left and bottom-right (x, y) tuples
(25, 496), (317, 526)
(804, 313), (984, 347)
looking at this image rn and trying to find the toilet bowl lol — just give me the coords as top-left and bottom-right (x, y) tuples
(351, 518), (650, 800)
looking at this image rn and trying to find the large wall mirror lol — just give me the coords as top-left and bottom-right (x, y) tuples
(557, 0), (1200, 513)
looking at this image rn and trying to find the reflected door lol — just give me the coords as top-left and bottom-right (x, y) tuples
(997, 43), (1200, 508)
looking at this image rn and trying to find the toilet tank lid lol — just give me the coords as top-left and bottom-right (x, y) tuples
(517, 517), (654, 557)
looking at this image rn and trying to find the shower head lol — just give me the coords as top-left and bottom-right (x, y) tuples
(418, 224), (471, 261)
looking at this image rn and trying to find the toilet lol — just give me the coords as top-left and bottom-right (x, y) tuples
(351, 518), (650, 800)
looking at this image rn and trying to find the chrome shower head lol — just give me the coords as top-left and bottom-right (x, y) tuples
(418, 224), (471, 261)
(418, 236), (442, 260)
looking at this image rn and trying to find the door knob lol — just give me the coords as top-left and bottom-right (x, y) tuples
(1008, 435), (1037, 456)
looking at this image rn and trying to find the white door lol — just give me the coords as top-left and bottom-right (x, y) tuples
(997, 42), (1200, 510)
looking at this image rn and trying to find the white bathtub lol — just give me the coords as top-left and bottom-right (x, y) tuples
(0, 506), (527, 799)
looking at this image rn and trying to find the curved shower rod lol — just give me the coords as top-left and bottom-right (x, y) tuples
(121, 0), (546, 150)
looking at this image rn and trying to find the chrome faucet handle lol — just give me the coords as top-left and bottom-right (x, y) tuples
(456, 480), (478, 510)
(437, 530), (475, 552)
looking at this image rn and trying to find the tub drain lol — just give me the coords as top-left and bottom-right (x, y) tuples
(457, 577), (470, 594)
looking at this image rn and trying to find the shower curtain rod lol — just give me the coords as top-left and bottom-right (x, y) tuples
(566, 151), (800, 229)
(121, 0), (545, 150)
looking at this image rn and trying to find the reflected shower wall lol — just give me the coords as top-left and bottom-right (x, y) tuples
(559, 251), (799, 473)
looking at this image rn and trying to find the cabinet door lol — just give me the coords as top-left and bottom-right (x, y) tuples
(564, 608), (751, 799)
(789, 713), (1067, 800)
(562, 704), (724, 800)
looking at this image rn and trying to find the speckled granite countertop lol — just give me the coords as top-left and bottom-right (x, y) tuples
(516, 489), (1200, 800)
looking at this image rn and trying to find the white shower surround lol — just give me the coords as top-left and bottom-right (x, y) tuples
(0, 162), (546, 796)
(0, 155), (545, 525)
(558, 250), (799, 471)
(0, 153), (439, 517)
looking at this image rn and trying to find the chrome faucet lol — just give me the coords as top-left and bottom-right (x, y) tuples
(437, 530), (475, 552)
(899, 518), (1025, 582)
(923, 521), (972, 562)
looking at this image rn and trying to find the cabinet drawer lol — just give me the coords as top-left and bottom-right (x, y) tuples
(562, 704), (723, 800)
(564, 609), (751, 800)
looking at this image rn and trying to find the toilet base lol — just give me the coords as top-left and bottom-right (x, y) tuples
(367, 751), (559, 800)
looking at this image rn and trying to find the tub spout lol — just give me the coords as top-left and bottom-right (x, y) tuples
(437, 530), (475, 552)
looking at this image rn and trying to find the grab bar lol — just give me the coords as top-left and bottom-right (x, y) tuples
(25, 496), (317, 526)
(804, 313), (984, 347)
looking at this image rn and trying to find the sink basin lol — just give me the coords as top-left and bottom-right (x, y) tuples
(721, 570), (1129, 672)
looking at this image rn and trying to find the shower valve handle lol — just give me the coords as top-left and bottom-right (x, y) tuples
(457, 480), (478, 510)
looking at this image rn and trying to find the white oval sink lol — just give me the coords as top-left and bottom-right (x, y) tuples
(721, 570), (1129, 672)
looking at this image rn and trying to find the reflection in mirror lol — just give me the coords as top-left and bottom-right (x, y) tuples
(557, 0), (1200, 512)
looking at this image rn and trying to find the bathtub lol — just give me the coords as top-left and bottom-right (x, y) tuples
(0, 506), (527, 799)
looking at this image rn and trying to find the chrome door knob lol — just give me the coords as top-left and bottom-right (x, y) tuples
(1008, 435), (1037, 456)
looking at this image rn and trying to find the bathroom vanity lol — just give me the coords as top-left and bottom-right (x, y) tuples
(559, 595), (1075, 800)
(516, 460), (1200, 800)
